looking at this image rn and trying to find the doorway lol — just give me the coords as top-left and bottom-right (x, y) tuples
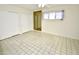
(33, 11), (42, 31)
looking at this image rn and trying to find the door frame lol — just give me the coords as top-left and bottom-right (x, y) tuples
(33, 10), (42, 31)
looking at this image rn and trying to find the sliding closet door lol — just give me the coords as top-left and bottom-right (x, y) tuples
(0, 11), (19, 39)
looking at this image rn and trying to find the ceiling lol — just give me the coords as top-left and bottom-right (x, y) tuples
(2, 4), (70, 11)
(13, 4), (65, 11)
(11, 4), (55, 11)
(1, 4), (79, 11)
(0, 4), (53, 11)
(12, 4), (39, 11)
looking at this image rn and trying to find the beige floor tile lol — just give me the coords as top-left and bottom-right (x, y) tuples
(0, 31), (79, 55)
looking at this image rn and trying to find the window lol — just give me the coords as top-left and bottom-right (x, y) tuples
(56, 11), (64, 19)
(43, 13), (49, 19)
(49, 12), (55, 19)
(43, 10), (64, 20)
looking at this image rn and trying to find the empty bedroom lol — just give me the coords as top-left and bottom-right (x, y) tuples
(0, 4), (79, 55)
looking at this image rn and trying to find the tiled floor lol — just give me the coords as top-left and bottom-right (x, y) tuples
(0, 31), (79, 55)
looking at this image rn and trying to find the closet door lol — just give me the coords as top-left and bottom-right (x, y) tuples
(0, 11), (19, 39)
(33, 11), (42, 31)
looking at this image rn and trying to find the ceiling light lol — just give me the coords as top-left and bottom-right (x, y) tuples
(38, 4), (46, 8)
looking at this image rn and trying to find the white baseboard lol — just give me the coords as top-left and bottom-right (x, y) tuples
(42, 31), (79, 40)
(0, 30), (33, 40)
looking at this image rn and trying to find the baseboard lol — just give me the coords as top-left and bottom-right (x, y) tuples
(0, 30), (33, 40)
(0, 34), (20, 41)
(42, 31), (79, 40)
(0, 30), (78, 41)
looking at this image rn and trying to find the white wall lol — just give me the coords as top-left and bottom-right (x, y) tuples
(19, 13), (33, 33)
(0, 5), (33, 40)
(42, 5), (79, 39)
(0, 11), (20, 40)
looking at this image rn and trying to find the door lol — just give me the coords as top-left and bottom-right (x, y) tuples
(33, 11), (42, 31)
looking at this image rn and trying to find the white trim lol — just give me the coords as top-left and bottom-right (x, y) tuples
(42, 31), (79, 40)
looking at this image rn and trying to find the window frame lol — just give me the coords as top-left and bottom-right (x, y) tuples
(43, 10), (64, 20)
